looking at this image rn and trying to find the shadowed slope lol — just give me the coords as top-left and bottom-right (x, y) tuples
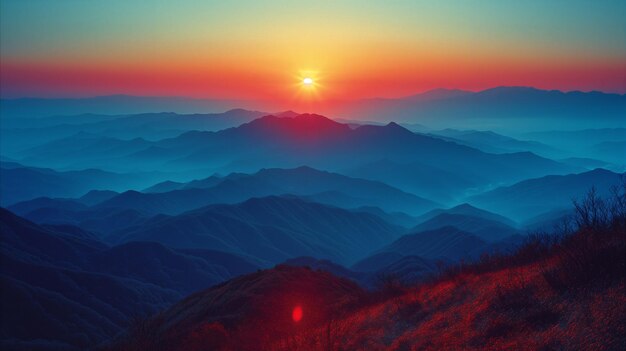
(113, 196), (403, 265)
(0, 209), (260, 350)
(106, 265), (366, 351)
(469, 168), (625, 221)
(112, 166), (437, 216)
(412, 213), (518, 242)
(106, 197), (626, 351)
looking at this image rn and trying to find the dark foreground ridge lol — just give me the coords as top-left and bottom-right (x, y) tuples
(106, 189), (626, 351)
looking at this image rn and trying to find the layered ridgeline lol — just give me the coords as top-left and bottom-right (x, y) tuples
(7, 165), (435, 241)
(0, 91), (624, 350)
(2, 113), (582, 206)
(468, 168), (626, 221)
(352, 204), (523, 276)
(0, 109), (268, 158)
(3, 87), (624, 131)
(106, 193), (626, 351)
(3, 164), (436, 217)
(0, 161), (161, 206)
(2, 178), (623, 351)
(108, 196), (404, 265)
(0, 209), (260, 350)
(9, 195), (404, 266)
(96, 166), (437, 215)
(0, 201), (505, 350)
(321, 87), (626, 130)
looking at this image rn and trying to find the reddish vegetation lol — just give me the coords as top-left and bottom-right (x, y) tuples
(107, 265), (367, 351)
(107, 189), (626, 351)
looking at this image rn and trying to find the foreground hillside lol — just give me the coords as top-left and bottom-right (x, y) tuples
(0, 209), (260, 350)
(107, 189), (626, 351)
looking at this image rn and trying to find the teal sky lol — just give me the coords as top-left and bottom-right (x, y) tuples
(1, 0), (625, 98)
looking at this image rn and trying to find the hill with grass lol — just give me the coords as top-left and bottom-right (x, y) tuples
(106, 187), (626, 351)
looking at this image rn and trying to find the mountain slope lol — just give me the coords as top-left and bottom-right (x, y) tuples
(0, 162), (155, 206)
(106, 265), (366, 351)
(2, 109), (268, 162)
(0, 209), (260, 350)
(345, 158), (478, 203)
(18, 113), (576, 195)
(468, 168), (625, 221)
(0, 209), (179, 349)
(158, 114), (579, 202)
(373, 226), (488, 262)
(415, 203), (517, 227)
(113, 196), (404, 265)
(97, 166), (438, 216)
(108, 210), (626, 351)
(429, 129), (560, 157)
(412, 213), (518, 242)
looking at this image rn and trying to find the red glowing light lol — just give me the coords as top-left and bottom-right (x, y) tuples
(292, 306), (303, 322)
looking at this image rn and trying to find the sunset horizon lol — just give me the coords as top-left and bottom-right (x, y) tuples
(1, 2), (625, 350)
(2, 1), (625, 103)
(4, 84), (626, 100)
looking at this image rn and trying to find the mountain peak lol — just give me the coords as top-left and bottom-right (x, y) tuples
(477, 86), (550, 96)
(385, 121), (404, 129)
(587, 168), (615, 175)
(450, 203), (479, 212)
(382, 121), (415, 135)
(293, 113), (336, 122)
(403, 88), (472, 101)
(223, 108), (260, 115)
(250, 113), (340, 125)
(274, 110), (300, 118)
(240, 113), (350, 139)
(256, 165), (322, 177)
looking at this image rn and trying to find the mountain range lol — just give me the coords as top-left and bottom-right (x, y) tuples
(109, 196), (404, 265)
(468, 168), (625, 221)
(1, 109), (267, 155)
(2, 112), (584, 208)
(0, 161), (158, 206)
(1, 86), (624, 350)
(0, 208), (260, 350)
(322, 87), (626, 130)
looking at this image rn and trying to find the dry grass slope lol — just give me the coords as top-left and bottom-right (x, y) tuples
(106, 184), (626, 351)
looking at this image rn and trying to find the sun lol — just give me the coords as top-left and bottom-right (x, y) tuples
(294, 71), (321, 101)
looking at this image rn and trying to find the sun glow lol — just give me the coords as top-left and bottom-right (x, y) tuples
(297, 71), (319, 89)
(292, 70), (324, 108)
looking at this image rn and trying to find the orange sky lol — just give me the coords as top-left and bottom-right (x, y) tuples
(1, 1), (625, 103)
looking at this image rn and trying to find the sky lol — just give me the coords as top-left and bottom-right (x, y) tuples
(1, 0), (625, 103)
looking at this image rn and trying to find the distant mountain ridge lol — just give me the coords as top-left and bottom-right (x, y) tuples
(154, 113), (579, 195)
(0, 95), (259, 119)
(1, 109), (270, 158)
(428, 128), (561, 158)
(321, 86), (626, 130)
(91, 166), (439, 215)
(0, 161), (157, 206)
(3, 113), (582, 207)
(469, 168), (625, 221)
